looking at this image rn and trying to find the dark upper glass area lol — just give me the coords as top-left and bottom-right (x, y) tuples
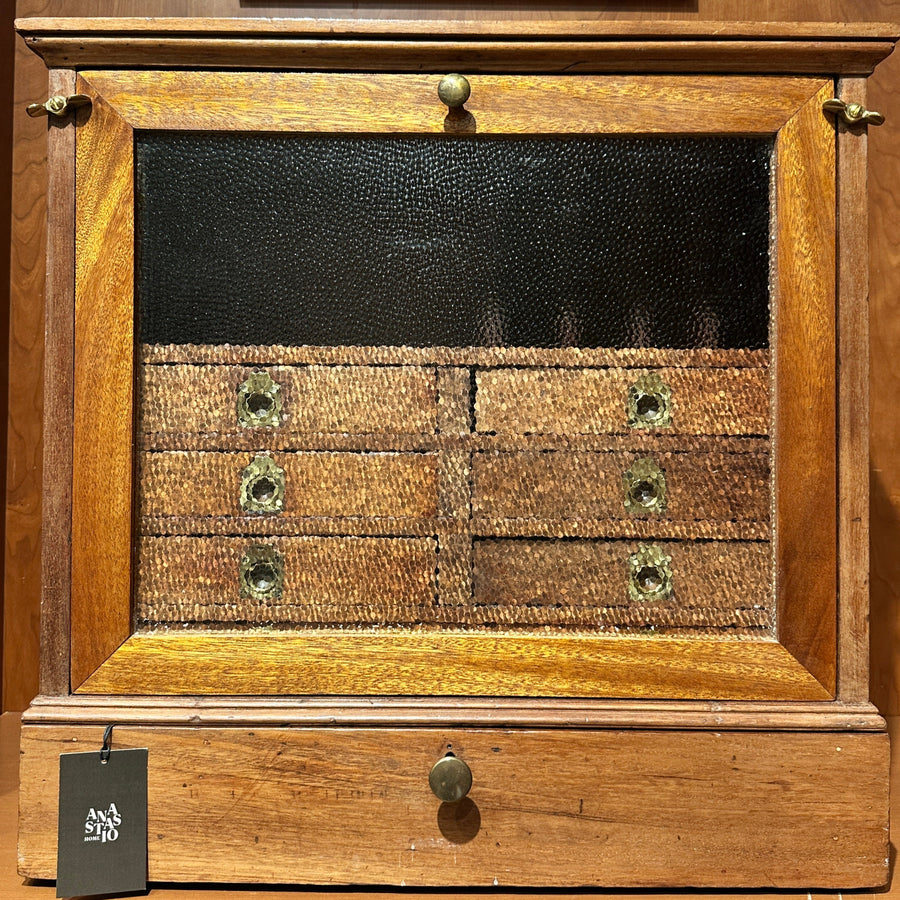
(136, 134), (772, 350)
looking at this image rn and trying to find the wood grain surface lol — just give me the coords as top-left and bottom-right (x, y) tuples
(17, 721), (890, 888)
(4, 26), (49, 712)
(15, 22), (898, 74)
(38, 68), (75, 698)
(70, 80), (134, 690)
(14, 17), (900, 37)
(2, 710), (897, 898)
(0, 0), (14, 711)
(81, 71), (819, 134)
(76, 631), (831, 700)
(866, 12), (900, 717)
(836, 77), (873, 701)
(19, 693), (887, 731)
(773, 81), (837, 695)
(5, 2), (900, 717)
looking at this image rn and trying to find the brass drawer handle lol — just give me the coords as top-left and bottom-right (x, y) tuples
(240, 456), (285, 514)
(438, 74), (471, 109)
(239, 544), (284, 601)
(627, 373), (672, 429)
(628, 544), (673, 603)
(237, 371), (282, 428)
(623, 458), (667, 514)
(429, 754), (472, 803)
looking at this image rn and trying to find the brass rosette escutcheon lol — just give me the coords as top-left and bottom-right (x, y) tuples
(627, 372), (672, 429)
(240, 455), (286, 514)
(239, 544), (284, 601)
(623, 457), (667, 515)
(237, 370), (282, 428)
(627, 543), (673, 604)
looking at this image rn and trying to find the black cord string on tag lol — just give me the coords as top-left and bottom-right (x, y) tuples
(100, 724), (114, 764)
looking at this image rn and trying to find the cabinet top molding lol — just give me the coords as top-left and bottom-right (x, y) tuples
(15, 17), (899, 74)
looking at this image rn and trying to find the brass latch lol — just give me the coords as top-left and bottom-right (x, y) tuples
(26, 94), (91, 119)
(823, 98), (885, 127)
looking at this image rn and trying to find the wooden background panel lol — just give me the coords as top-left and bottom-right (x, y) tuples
(5, 0), (900, 710)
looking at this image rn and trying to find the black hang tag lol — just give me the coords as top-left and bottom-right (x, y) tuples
(56, 748), (148, 899)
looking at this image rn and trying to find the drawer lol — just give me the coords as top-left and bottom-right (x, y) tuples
(17, 724), (889, 888)
(136, 535), (437, 625)
(473, 538), (772, 632)
(475, 367), (768, 435)
(139, 364), (438, 438)
(472, 449), (770, 534)
(139, 451), (439, 522)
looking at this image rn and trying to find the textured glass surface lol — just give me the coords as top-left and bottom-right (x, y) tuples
(136, 134), (772, 350)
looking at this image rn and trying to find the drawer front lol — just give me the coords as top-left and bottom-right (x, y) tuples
(475, 367), (768, 435)
(474, 539), (772, 631)
(140, 364), (438, 438)
(472, 449), (770, 532)
(139, 451), (439, 521)
(137, 535), (437, 625)
(18, 724), (889, 888)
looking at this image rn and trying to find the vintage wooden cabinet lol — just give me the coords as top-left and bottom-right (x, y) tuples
(13, 17), (899, 888)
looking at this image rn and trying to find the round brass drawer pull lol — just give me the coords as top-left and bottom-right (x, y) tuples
(438, 74), (471, 109)
(240, 455), (286, 514)
(429, 754), (472, 803)
(239, 544), (284, 601)
(627, 543), (673, 603)
(237, 370), (282, 428)
(627, 372), (672, 429)
(623, 458), (667, 514)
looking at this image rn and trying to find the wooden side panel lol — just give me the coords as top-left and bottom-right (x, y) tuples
(836, 78), (871, 702)
(774, 82), (837, 694)
(38, 69), (76, 698)
(139, 451), (439, 520)
(83, 71), (817, 134)
(867, 24), (900, 717)
(3, 38), (51, 711)
(475, 367), (769, 436)
(140, 364), (438, 438)
(18, 724), (889, 888)
(70, 79), (134, 688)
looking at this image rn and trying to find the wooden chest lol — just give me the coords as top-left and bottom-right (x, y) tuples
(14, 17), (898, 889)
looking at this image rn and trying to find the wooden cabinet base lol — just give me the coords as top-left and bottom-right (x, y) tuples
(18, 722), (889, 889)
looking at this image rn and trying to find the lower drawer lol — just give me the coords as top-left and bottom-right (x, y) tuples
(18, 724), (889, 888)
(136, 535), (437, 625)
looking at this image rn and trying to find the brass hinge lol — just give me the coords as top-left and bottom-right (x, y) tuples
(823, 98), (885, 127)
(26, 94), (91, 119)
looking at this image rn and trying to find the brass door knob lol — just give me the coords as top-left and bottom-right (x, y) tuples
(438, 74), (471, 109)
(429, 754), (472, 802)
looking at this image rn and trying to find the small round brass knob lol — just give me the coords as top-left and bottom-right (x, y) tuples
(429, 754), (472, 802)
(438, 74), (471, 109)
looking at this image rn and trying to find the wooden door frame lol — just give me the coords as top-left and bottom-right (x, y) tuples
(58, 70), (835, 701)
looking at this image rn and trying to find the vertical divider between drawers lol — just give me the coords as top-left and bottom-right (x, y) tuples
(436, 367), (475, 611)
